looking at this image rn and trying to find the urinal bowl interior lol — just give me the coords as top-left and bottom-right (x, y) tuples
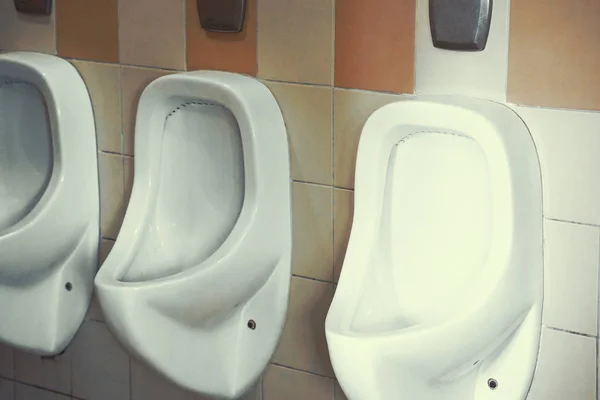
(327, 97), (543, 400)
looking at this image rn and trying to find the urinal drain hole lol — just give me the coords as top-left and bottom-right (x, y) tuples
(65, 282), (72, 291)
(247, 320), (256, 330)
(487, 378), (498, 390)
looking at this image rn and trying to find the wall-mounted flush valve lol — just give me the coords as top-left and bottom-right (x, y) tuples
(197, 0), (247, 33)
(429, 0), (493, 51)
(14, 0), (52, 15)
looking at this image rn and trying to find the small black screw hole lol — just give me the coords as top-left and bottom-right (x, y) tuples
(488, 378), (498, 390)
(65, 282), (72, 291)
(247, 320), (256, 330)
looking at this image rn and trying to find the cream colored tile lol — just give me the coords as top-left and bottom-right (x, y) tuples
(334, 381), (349, 400)
(292, 183), (333, 281)
(71, 321), (129, 400)
(258, 0), (334, 84)
(71, 60), (121, 153)
(98, 153), (127, 239)
(333, 189), (353, 282)
(15, 383), (69, 400)
(527, 328), (596, 400)
(263, 364), (334, 400)
(543, 220), (599, 336)
(0, 378), (14, 400)
(130, 357), (197, 400)
(121, 66), (173, 155)
(14, 349), (70, 394)
(514, 106), (600, 225)
(0, 342), (14, 379)
(119, 0), (186, 70)
(0, 3), (55, 53)
(333, 89), (406, 189)
(272, 276), (335, 377)
(266, 81), (332, 185)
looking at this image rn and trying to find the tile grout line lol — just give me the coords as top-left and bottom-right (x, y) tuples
(546, 217), (600, 228)
(291, 274), (335, 285)
(270, 362), (334, 380)
(597, 231), (600, 400)
(544, 325), (598, 339)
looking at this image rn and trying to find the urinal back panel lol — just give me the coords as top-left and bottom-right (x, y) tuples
(0, 80), (53, 231)
(123, 102), (245, 282)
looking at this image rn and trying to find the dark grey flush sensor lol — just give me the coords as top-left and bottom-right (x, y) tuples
(429, 0), (492, 51)
(14, 0), (52, 15)
(197, 0), (247, 33)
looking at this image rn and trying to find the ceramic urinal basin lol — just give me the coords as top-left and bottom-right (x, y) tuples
(326, 96), (543, 400)
(95, 71), (291, 399)
(0, 52), (99, 355)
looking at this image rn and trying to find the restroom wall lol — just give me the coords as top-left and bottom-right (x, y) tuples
(0, 0), (599, 399)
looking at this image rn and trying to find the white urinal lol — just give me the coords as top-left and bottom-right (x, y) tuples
(326, 96), (543, 400)
(95, 71), (291, 399)
(0, 52), (99, 355)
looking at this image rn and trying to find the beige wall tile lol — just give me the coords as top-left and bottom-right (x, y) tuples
(120, 66), (173, 155)
(0, 3), (55, 53)
(333, 89), (405, 189)
(333, 189), (353, 282)
(71, 321), (130, 400)
(14, 348), (70, 394)
(119, 0), (186, 70)
(263, 364), (334, 400)
(258, 0), (333, 85)
(56, 0), (119, 63)
(508, 0), (600, 111)
(292, 183), (333, 281)
(187, 0), (257, 75)
(335, 381), (349, 400)
(265, 82), (333, 185)
(335, 0), (415, 93)
(0, 342), (14, 379)
(98, 153), (127, 239)
(273, 276), (335, 377)
(15, 383), (69, 400)
(71, 61), (121, 153)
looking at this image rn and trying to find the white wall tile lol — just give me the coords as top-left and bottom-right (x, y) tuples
(0, 378), (14, 400)
(14, 350), (70, 395)
(543, 220), (599, 336)
(414, 0), (510, 101)
(515, 106), (600, 225)
(527, 328), (596, 400)
(0, 342), (14, 379)
(15, 383), (69, 400)
(71, 321), (130, 400)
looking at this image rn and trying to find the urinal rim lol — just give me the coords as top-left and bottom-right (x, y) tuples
(326, 96), (542, 338)
(95, 71), (290, 291)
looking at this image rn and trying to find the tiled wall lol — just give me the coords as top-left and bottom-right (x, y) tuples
(0, 0), (599, 399)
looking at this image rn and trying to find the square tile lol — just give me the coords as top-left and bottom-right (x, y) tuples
(0, 3), (55, 53)
(186, 0), (257, 75)
(335, 381), (349, 400)
(71, 60), (121, 153)
(238, 381), (262, 400)
(0, 342), (14, 379)
(333, 189), (354, 282)
(14, 349), (70, 394)
(119, 0), (186, 70)
(272, 276), (335, 377)
(0, 378), (14, 400)
(508, 0), (600, 111)
(263, 364), (334, 400)
(71, 321), (130, 400)
(336, 0), (415, 93)
(333, 89), (406, 189)
(258, 0), (333, 85)
(292, 183), (333, 281)
(130, 357), (197, 400)
(542, 220), (599, 336)
(527, 328), (596, 399)
(56, 0), (118, 63)
(120, 66), (173, 156)
(265, 82), (333, 185)
(15, 383), (69, 400)
(514, 106), (600, 225)
(98, 153), (128, 239)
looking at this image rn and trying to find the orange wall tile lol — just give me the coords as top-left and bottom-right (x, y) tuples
(508, 0), (600, 111)
(56, 0), (118, 63)
(335, 0), (415, 94)
(186, 0), (257, 75)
